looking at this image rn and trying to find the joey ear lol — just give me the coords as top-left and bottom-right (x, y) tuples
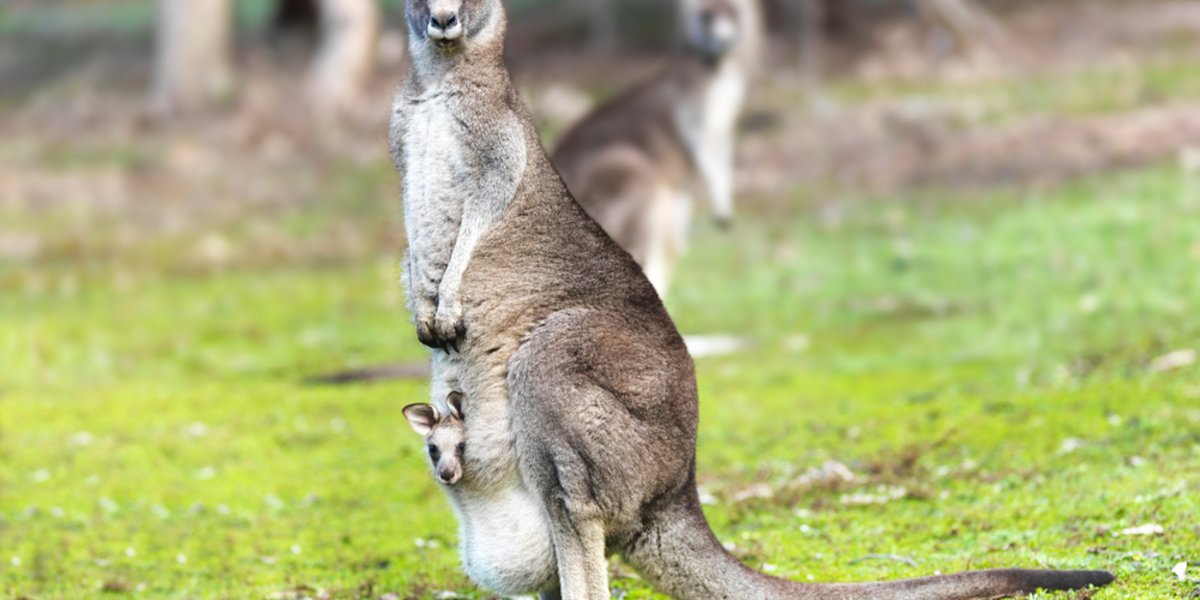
(446, 392), (464, 419)
(402, 403), (440, 436)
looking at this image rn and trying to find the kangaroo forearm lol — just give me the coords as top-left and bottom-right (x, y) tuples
(406, 246), (449, 302)
(697, 141), (734, 209)
(436, 122), (527, 306)
(435, 225), (479, 308)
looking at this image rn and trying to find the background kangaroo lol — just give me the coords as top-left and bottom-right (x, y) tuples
(391, 0), (1115, 598)
(551, 0), (760, 297)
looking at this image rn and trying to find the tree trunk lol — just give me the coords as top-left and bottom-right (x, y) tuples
(309, 0), (380, 117)
(273, 0), (321, 34)
(579, 0), (618, 54)
(153, 0), (234, 113)
(798, 0), (824, 97)
(913, 0), (1010, 56)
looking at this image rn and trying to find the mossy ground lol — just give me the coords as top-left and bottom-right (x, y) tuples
(4, 163), (1198, 598)
(3, 3), (1200, 596)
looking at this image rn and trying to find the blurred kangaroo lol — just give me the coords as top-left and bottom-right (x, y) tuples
(551, 0), (761, 296)
(391, 0), (1115, 598)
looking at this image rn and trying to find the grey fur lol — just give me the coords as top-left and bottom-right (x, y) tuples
(392, 0), (526, 349)
(402, 396), (466, 485)
(405, 391), (559, 595)
(392, 1), (1115, 598)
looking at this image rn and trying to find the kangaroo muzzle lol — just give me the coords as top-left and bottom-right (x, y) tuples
(428, 0), (464, 42)
(438, 461), (462, 485)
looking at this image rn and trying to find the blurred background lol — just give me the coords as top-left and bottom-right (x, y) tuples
(2, 0), (1199, 598)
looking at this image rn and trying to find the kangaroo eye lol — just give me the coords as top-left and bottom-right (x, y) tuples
(428, 444), (440, 460)
(456, 442), (466, 454)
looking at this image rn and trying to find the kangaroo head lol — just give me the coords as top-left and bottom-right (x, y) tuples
(680, 0), (744, 64)
(405, 0), (505, 57)
(403, 392), (467, 486)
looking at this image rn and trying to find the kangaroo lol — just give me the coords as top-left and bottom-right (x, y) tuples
(403, 394), (468, 486)
(551, 0), (760, 296)
(390, 0), (1115, 598)
(392, 0), (528, 350)
(404, 392), (558, 594)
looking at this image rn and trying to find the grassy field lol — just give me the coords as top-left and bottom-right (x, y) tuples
(3, 157), (1199, 598)
(4, 1), (1200, 594)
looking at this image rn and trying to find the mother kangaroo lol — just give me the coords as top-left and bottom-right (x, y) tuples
(390, 0), (1115, 598)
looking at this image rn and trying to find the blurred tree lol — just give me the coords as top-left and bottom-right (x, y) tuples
(273, 0), (321, 35)
(760, 0), (827, 105)
(759, 0), (1014, 74)
(797, 0), (826, 104)
(913, 0), (1012, 58)
(153, 0), (234, 112)
(575, 0), (618, 54)
(763, 0), (884, 41)
(308, 0), (381, 117)
(734, 0), (766, 78)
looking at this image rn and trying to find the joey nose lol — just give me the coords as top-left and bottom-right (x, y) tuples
(438, 465), (460, 484)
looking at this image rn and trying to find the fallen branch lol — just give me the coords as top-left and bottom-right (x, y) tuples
(305, 362), (430, 385)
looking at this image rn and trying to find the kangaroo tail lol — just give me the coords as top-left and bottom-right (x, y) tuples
(622, 487), (1114, 600)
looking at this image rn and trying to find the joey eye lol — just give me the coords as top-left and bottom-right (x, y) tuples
(456, 442), (466, 454)
(428, 444), (440, 460)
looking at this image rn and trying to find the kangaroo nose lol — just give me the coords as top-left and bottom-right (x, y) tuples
(428, 10), (462, 40)
(431, 11), (457, 30)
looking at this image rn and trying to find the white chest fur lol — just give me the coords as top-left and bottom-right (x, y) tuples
(672, 61), (745, 170)
(672, 60), (744, 221)
(430, 353), (558, 595)
(702, 61), (746, 137)
(446, 484), (557, 594)
(401, 91), (467, 242)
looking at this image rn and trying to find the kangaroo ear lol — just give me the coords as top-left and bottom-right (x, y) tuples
(402, 403), (440, 436)
(446, 392), (464, 420)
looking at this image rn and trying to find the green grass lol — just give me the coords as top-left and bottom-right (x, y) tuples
(5, 0), (1200, 596)
(3, 161), (1198, 598)
(831, 53), (1200, 125)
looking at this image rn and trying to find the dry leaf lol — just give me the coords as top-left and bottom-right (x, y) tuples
(1118, 523), (1164, 536)
(1149, 349), (1197, 373)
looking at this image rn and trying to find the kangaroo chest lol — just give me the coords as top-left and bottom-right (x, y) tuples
(432, 350), (557, 595)
(672, 62), (744, 162)
(447, 485), (557, 595)
(401, 93), (468, 243)
(702, 62), (745, 135)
